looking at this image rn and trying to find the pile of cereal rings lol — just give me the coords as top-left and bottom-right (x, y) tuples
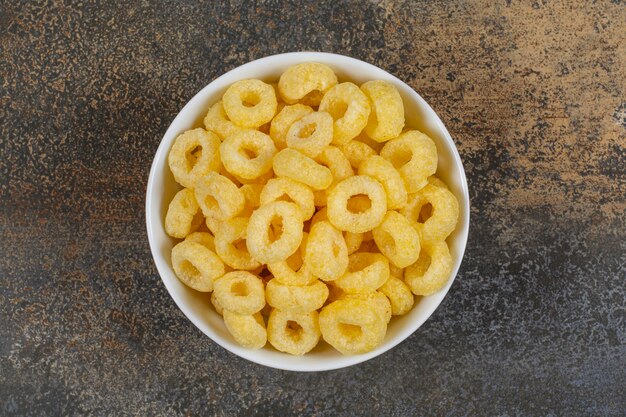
(164, 62), (459, 355)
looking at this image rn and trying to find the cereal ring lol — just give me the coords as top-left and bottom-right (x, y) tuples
(358, 155), (407, 210)
(341, 291), (392, 323)
(310, 207), (363, 255)
(404, 240), (453, 296)
(211, 291), (224, 315)
(360, 80), (405, 142)
(335, 252), (390, 293)
(278, 62), (338, 106)
(195, 172), (245, 220)
(222, 79), (277, 128)
(203, 101), (247, 140)
(185, 231), (216, 252)
(273, 149), (333, 191)
(327, 175), (387, 233)
(260, 177), (315, 221)
(204, 215), (221, 236)
(379, 277), (414, 316)
(340, 139), (377, 169)
(246, 201), (304, 264)
(267, 309), (321, 355)
(265, 278), (329, 313)
(380, 130), (437, 193)
(223, 311), (267, 349)
(213, 271), (265, 315)
(427, 175), (449, 189)
(168, 128), (221, 188)
(372, 211), (421, 268)
(319, 298), (386, 355)
(239, 183), (264, 217)
(267, 232), (316, 286)
(304, 220), (348, 281)
(165, 188), (204, 238)
(269, 104), (314, 149)
(286, 111), (333, 158)
(401, 183), (459, 242)
(214, 217), (261, 270)
(171, 240), (225, 292)
(219, 130), (276, 180)
(319, 82), (371, 146)
(315, 145), (354, 186)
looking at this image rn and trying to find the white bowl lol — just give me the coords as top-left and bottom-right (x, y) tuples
(146, 52), (470, 372)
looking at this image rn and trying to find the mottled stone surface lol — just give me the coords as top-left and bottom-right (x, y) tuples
(1, 0), (625, 415)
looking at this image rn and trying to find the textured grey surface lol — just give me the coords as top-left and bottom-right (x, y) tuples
(1, 1), (625, 415)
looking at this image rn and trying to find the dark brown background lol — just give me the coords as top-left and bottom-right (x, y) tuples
(1, 1), (624, 415)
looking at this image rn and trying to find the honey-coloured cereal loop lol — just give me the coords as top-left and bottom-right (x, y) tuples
(269, 104), (314, 150)
(246, 201), (304, 264)
(203, 101), (247, 140)
(326, 175), (387, 233)
(260, 177), (315, 221)
(239, 183), (264, 217)
(223, 311), (267, 349)
(278, 62), (338, 106)
(360, 80), (405, 142)
(267, 309), (321, 355)
(220, 130), (277, 180)
(341, 291), (392, 323)
(171, 240), (225, 292)
(380, 130), (437, 193)
(310, 207), (363, 255)
(373, 211), (421, 268)
(404, 240), (453, 296)
(304, 220), (348, 281)
(286, 111), (334, 158)
(214, 217), (261, 270)
(211, 292), (224, 315)
(222, 79), (277, 128)
(335, 252), (390, 293)
(340, 139), (377, 170)
(214, 271), (265, 315)
(165, 188), (204, 239)
(265, 278), (329, 313)
(427, 175), (448, 189)
(185, 231), (216, 252)
(168, 128), (221, 188)
(319, 298), (387, 355)
(194, 171), (245, 220)
(402, 183), (459, 243)
(267, 232), (316, 286)
(379, 276), (414, 316)
(315, 145), (354, 189)
(319, 82), (371, 146)
(358, 155), (407, 210)
(273, 148), (333, 191)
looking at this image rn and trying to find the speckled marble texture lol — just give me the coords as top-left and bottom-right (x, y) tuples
(1, 1), (625, 415)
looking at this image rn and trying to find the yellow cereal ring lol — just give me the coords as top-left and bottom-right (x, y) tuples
(319, 82), (371, 146)
(273, 148), (333, 191)
(335, 252), (389, 293)
(239, 183), (264, 217)
(269, 104), (314, 149)
(203, 100), (247, 140)
(327, 175), (387, 233)
(168, 128), (221, 188)
(219, 130), (277, 180)
(222, 79), (277, 128)
(165, 188), (204, 238)
(185, 231), (216, 252)
(404, 240), (453, 296)
(246, 201), (304, 264)
(278, 62), (338, 106)
(214, 217), (261, 270)
(286, 111), (334, 158)
(304, 220), (348, 281)
(379, 276), (414, 316)
(265, 278), (329, 313)
(204, 215), (221, 236)
(211, 291), (224, 315)
(267, 232), (316, 286)
(373, 211), (421, 268)
(341, 291), (392, 323)
(267, 309), (321, 355)
(194, 172), (245, 220)
(213, 271), (265, 315)
(319, 298), (386, 355)
(358, 155), (407, 209)
(310, 207), (363, 255)
(340, 139), (377, 169)
(360, 80), (405, 142)
(316, 145), (354, 185)
(427, 175), (449, 189)
(260, 177), (315, 221)
(171, 240), (225, 292)
(223, 311), (267, 349)
(402, 183), (459, 242)
(380, 130), (437, 193)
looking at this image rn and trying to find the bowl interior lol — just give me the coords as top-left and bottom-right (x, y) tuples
(146, 52), (469, 371)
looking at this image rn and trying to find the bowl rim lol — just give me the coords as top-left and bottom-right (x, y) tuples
(146, 51), (470, 372)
